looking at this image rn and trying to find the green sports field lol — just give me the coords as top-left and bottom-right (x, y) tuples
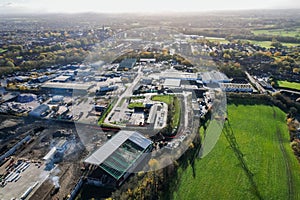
(174, 104), (300, 200)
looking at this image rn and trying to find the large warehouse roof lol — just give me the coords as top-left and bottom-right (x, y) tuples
(84, 130), (152, 180)
(41, 82), (93, 91)
(118, 58), (137, 70)
(199, 71), (231, 83)
(163, 78), (181, 87)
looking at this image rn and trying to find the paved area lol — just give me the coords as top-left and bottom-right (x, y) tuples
(0, 162), (50, 200)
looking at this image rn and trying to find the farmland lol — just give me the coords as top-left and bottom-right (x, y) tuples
(174, 104), (300, 200)
(252, 28), (300, 38)
(205, 37), (230, 44)
(205, 37), (298, 48)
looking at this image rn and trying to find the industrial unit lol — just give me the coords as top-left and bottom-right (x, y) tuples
(41, 82), (93, 95)
(84, 130), (152, 186)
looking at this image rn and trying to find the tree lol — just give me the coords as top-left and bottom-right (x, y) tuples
(274, 52), (281, 57)
(223, 53), (231, 60)
(148, 159), (159, 171)
(6, 60), (15, 68)
(289, 107), (298, 117)
(293, 68), (300, 74)
(271, 38), (283, 48)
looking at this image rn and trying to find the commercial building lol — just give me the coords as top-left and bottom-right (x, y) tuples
(220, 83), (253, 93)
(163, 79), (181, 88)
(51, 75), (72, 83)
(198, 71), (231, 84)
(84, 130), (152, 186)
(41, 82), (93, 95)
(0, 92), (19, 103)
(140, 58), (156, 63)
(17, 94), (37, 103)
(29, 104), (50, 118)
(118, 58), (137, 71)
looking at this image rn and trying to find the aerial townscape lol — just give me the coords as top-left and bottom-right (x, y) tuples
(0, 1), (300, 200)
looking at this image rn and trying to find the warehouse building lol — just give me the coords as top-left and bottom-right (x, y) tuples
(220, 83), (253, 93)
(118, 58), (137, 71)
(198, 71), (231, 84)
(51, 75), (72, 83)
(84, 130), (153, 186)
(17, 94), (37, 103)
(29, 104), (50, 118)
(41, 82), (94, 95)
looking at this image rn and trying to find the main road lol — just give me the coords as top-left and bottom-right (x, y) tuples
(245, 71), (266, 94)
(104, 66), (143, 125)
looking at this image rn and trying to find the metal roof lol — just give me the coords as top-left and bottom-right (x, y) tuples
(84, 130), (152, 166)
(164, 78), (181, 87)
(41, 82), (92, 91)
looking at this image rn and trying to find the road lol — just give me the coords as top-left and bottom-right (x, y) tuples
(245, 71), (266, 94)
(104, 66), (143, 125)
(182, 91), (191, 129)
(279, 89), (300, 96)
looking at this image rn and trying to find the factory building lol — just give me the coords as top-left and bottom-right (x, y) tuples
(29, 104), (50, 118)
(117, 58), (137, 71)
(41, 82), (93, 95)
(84, 130), (153, 186)
(17, 94), (37, 103)
(198, 71), (231, 84)
(220, 83), (253, 93)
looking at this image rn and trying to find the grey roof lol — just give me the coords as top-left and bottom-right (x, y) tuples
(200, 71), (230, 82)
(41, 82), (92, 91)
(52, 75), (71, 82)
(164, 78), (181, 87)
(29, 104), (49, 116)
(84, 130), (152, 166)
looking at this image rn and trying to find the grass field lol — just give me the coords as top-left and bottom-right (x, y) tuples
(246, 40), (298, 48)
(172, 96), (181, 128)
(0, 48), (7, 54)
(252, 28), (300, 38)
(127, 102), (145, 109)
(174, 104), (300, 200)
(277, 80), (300, 91)
(151, 95), (174, 105)
(205, 37), (230, 44)
(205, 37), (297, 48)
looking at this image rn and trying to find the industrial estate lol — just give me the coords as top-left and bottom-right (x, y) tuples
(0, 9), (300, 200)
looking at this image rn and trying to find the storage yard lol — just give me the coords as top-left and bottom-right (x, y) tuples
(0, 116), (87, 200)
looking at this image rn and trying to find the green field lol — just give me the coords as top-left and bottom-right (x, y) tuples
(205, 37), (297, 48)
(0, 48), (7, 53)
(206, 37), (230, 44)
(244, 40), (297, 48)
(277, 80), (300, 91)
(151, 95), (174, 105)
(174, 104), (300, 200)
(127, 102), (145, 109)
(252, 28), (300, 38)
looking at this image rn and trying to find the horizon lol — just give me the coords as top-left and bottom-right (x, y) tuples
(1, 0), (300, 14)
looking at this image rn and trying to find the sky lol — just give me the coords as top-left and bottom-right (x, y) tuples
(0, 0), (300, 14)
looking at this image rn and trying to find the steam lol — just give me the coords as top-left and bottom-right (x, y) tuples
(49, 167), (61, 189)
(52, 176), (60, 188)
